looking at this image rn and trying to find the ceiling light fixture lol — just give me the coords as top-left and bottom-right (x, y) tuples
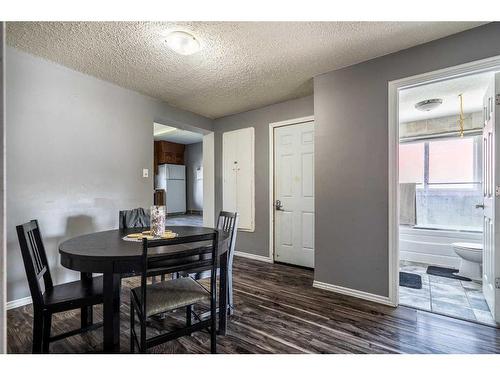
(414, 98), (443, 112)
(165, 31), (201, 55)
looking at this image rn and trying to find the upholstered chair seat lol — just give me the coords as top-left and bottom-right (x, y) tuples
(131, 277), (209, 317)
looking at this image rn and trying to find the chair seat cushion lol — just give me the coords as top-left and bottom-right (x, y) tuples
(132, 277), (209, 317)
(43, 276), (104, 311)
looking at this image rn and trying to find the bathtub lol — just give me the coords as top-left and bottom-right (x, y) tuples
(399, 226), (482, 268)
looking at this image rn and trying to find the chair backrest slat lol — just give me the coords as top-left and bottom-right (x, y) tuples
(16, 220), (53, 307)
(217, 211), (239, 264)
(27, 229), (46, 276)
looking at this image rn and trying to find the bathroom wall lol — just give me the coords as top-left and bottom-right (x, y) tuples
(400, 111), (483, 139)
(399, 110), (484, 267)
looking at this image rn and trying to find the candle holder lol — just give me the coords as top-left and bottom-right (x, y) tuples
(150, 205), (166, 238)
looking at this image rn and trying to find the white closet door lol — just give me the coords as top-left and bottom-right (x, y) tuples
(223, 127), (255, 231)
(222, 131), (238, 215)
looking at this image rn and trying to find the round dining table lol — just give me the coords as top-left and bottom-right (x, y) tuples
(59, 226), (230, 353)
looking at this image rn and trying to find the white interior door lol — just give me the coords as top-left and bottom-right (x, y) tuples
(274, 121), (314, 268)
(482, 72), (500, 323)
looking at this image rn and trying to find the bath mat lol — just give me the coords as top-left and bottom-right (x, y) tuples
(426, 266), (471, 282)
(399, 272), (422, 289)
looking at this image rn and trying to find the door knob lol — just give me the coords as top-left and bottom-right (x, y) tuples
(476, 204), (485, 209)
(275, 200), (284, 211)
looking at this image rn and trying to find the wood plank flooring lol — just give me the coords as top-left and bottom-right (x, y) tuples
(7, 257), (500, 353)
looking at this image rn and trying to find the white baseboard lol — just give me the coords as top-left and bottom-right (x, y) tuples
(313, 280), (396, 307)
(7, 296), (32, 310)
(234, 251), (273, 263)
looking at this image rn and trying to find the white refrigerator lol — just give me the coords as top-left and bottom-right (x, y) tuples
(155, 164), (186, 214)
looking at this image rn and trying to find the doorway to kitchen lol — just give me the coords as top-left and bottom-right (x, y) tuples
(153, 122), (213, 227)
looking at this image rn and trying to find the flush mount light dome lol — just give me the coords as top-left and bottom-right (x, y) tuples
(415, 98), (443, 111)
(165, 31), (200, 55)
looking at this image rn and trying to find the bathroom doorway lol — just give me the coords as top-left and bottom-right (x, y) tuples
(391, 63), (500, 326)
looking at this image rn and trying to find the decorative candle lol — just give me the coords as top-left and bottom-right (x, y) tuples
(150, 205), (166, 238)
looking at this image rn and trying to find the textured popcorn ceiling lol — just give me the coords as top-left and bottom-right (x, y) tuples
(6, 22), (485, 119)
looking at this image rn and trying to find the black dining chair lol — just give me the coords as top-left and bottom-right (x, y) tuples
(178, 211), (239, 315)
(16, 220), (104, 353)
(218, 212), (239, 314)
(119, 208), (150, 229)
(119, 208), (170, 283)
(130, 232), (218, 353)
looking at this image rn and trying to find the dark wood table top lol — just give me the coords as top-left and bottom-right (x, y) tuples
(59, 226), (229, 274)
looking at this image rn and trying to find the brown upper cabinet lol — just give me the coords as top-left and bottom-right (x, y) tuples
(154, 141), (185, 174)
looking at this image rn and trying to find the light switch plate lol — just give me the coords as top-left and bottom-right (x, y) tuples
(142, 168), (149, 178)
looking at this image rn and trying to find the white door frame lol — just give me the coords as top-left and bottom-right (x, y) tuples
(202, 132), (215, 228)
(269, 115), (315, 262)
(388, 55), (500, 307)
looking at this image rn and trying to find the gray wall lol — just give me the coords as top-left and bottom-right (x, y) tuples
(313, 22), (500, 297)
(185, 142), (203, 212)
(214, 96), (314, 257)
(6, 47), (212, 302)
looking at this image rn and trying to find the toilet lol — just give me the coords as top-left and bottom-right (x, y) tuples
(452, 242), (483, 281)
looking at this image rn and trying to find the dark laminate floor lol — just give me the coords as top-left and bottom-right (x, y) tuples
(7, 257), (500, 354)
(166, 214), (203, 227)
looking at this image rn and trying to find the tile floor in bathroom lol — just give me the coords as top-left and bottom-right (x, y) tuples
(399, 260), (496, 326)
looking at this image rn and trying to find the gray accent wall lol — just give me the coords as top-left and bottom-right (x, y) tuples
(213, 96), (314, 257)
(313, 22), (500, 297)
(6, 47), (212, 302)
(185, 142), (203, 212)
